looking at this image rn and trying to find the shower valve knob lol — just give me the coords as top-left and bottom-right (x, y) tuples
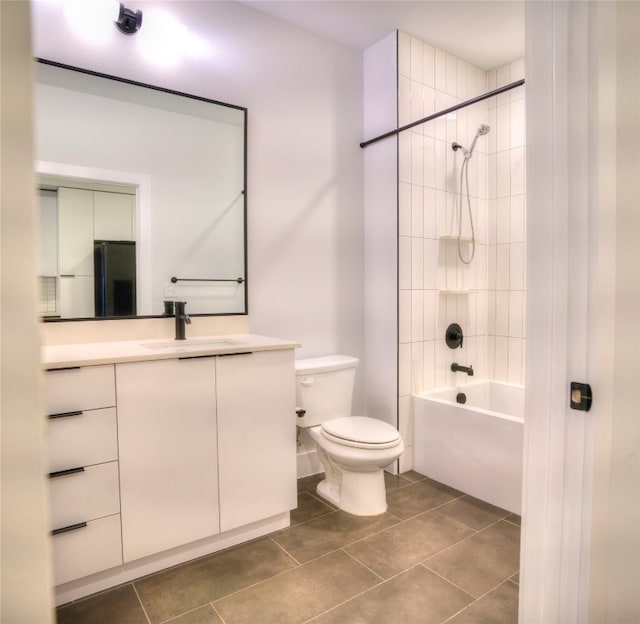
(446, 323), (464, 349)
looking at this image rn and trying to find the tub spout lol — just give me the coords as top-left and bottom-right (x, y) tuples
(451, 363), (474, 376)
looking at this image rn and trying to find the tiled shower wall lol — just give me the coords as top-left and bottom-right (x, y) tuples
(396, 32), (526, 471)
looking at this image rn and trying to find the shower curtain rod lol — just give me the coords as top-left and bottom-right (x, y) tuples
(360, 78), (525, 149)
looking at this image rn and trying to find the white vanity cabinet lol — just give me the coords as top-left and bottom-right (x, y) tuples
(216, 349), (297, 532)
(44, 365), (123, 586)
(116, 356), (219, 562)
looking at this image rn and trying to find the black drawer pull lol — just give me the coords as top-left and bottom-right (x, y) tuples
(46, 366), (81, 372)
(51, 522), (87, 536)
(49, 467), (85, 479)
(178, 354), (218, 361)
(48, 410), (83, 419)
(217, 351), (254, 357)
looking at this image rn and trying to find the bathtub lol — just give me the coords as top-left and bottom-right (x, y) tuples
(413, 380), (524, 515)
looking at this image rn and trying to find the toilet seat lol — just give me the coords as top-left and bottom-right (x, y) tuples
(320, 416), (401, 450)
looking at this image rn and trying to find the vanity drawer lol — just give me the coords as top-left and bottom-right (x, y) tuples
(52, 514), (122, 586)
(49, 462), (120, 531)
(47, 407), (118, 473)
(44, 365), (115, 414)
(47, 407), (118, 472)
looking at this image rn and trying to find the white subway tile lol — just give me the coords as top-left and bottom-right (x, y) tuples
(435, 139), (447, 191)
(399, 236), (412, 290)
(487, 335), (496, 378)
(399, 342), (412, 397)
(412, 237), (424, 289)
(488, 107), (497, 153)
(487, 69), (497, 91)
(488, 153), (497, 200)
(423, 187), (437, 239)
(399, 290), (411, 344)
(511, 146), (526, 195)
(435, 90), (447, 141)
(496, 244), (510, 290)
(411, 80), (424, 127)
(496, 197), (511, 244)
(411, 185), (424, 238)
(412, 290), (424, 342)
(496, 63), (511, 105)
(435, 189), (447, 237)
(435, 339), (450, 387)
(487, 290), (496, 335)
(457, 59), (468, 100)
(487, 198), (497, 244)
(496, 151), (511, 198)
(509, 291), (524, 338)
(476, 334), (488, 378)
(511, 99), (525, 148)
(423, 238), (438, 290)
(436, 294), (448, 347)
(446, 54), (457, 96)
(423, 290), (437, 340)
(399, 182), (411, 237)
(508, 338), (523, 384)
(497, 103), (511, 152)
(467, 292), (478, 335)
(411, 133), (424, 186)
(399, 132), (412, 184)
(435, 49), (447, 92)
(476, 197), (488, 243)
(423, 136), (436, 189)
(477, 289), (488, 335)
(496, 290), (509, 336)
(510, 194), (526, 243)
(398, 32), (411, 78)
(411, 341), (424, 394)
(494, 336), (509, 381)
(510, 242), (525, 290)
(423, 340), (436, 390)
(423, 43), (435, 87)
(398, 75), (412, 127)
(487, 244), (497, 290)
(410, 37), (424, 83)
(424, 85), (435, 117)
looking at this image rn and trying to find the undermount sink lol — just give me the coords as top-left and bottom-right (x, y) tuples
(141, 338), (243, 350)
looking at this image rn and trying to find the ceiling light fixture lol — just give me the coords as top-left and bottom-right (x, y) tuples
(115, 2), (142, 34)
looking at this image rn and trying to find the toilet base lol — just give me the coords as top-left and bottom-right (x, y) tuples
(316, 469), (388, 516)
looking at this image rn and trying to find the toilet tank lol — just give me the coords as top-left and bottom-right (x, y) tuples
(295, 355), (359, 428)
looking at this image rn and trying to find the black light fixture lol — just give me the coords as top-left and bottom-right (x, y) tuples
(115, 2), (143, 34)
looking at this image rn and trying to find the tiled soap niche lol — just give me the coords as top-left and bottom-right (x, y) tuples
(397, 32), (526, 471)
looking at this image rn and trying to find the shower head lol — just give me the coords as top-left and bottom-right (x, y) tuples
(467, 123), (491, 157)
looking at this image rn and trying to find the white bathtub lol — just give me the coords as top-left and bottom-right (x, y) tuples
(413, 380), (524, 515)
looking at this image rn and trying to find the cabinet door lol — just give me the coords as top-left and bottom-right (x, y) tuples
(58, 275), (95, 319)
(116, 357), (218, 562)
(216, 350), (297, 532)
(58, 187), (94, 276)
(94, 191), (134, 241)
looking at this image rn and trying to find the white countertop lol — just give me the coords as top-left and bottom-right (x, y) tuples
(42, 334), (301, 369)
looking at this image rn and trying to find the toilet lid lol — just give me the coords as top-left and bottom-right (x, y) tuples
(321, 417), (401, 449)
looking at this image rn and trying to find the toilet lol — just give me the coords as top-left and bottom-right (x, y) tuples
(295, 355), (404, 516)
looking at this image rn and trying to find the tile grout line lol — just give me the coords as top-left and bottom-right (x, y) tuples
(211, 601), (228, 624)
(268, 534), (303, 566)
(131, 582), (153, 624)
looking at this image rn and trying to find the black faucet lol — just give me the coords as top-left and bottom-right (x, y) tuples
(451, 363), (474, 376)
(174, 301), (191, 340)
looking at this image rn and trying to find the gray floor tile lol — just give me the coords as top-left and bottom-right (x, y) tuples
(386, 477), (463, 519)
(134, 537), (298, 623)
(399, 470), (428, 482)
(345, 509), (474, 579)
(446, 580), (519, 624)
(439, 495), (510, 530)
(297, 473), (324, 493)
(213, 550), (380, 624)
(308, 564), (474, 624)
(425, 520), (520, 598)
(291, 491), (334, 525)
(272, 509), (398, 563)
(164, 604), (224, 624)
(56, 584), (147, 624)
(383, 471), (413, 492)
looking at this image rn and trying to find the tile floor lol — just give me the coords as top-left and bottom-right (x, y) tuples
(56, 471), (520, 624)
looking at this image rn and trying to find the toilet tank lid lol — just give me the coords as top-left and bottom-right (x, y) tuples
(295, 355), (359, 375)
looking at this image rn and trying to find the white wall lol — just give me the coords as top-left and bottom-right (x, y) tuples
(32, 1), (365, 407)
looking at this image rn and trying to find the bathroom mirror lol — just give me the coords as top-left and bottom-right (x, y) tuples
(34, 59), (247, 320)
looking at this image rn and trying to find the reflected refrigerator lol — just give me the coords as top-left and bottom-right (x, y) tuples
(94, 240), (136, 317)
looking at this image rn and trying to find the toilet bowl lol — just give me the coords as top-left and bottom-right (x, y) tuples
(295, 356), (404, 516)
